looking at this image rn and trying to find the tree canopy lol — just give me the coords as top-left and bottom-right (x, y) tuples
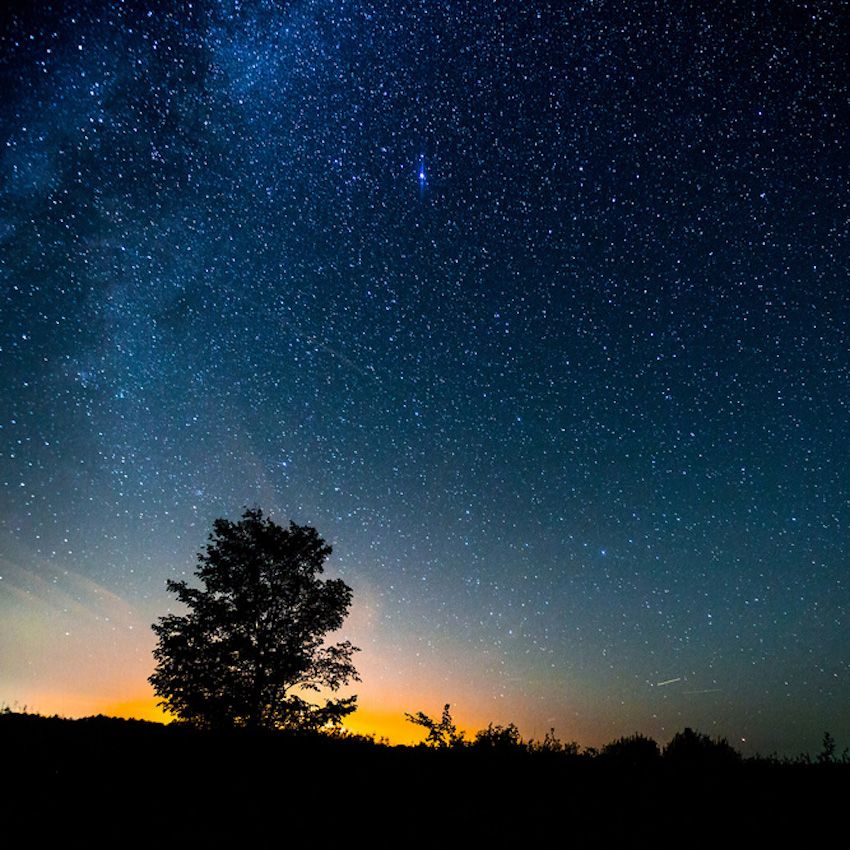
(149, 508), (360, 731)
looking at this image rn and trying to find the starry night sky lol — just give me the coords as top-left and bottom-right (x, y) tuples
(1, 0), (848, 754)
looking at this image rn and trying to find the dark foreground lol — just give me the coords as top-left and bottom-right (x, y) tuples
(2, 712), (848, 847)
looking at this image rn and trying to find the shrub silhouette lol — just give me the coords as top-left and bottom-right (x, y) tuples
(472, 722), (524, 752)
(600, 733), (661, 767)
(527, 728), (580, 757)
(664, 727), (741, 768)
(818, 731), (837, 764)
(404, 704), (465, 748)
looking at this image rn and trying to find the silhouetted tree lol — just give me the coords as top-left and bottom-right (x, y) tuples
(405, 704), (465, 747)
(149, 508), (360, 731)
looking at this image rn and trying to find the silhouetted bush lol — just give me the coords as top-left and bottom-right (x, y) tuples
(472, 722), (524, 752)
(818, 731), (836, 764)
(600, 732), (661, 767)
(664, 727), (741, 768)
(527, 728), (580, 757)
(404, 703), (465, 747)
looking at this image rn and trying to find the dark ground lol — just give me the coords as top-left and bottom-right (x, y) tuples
(2, 712), (847, 847)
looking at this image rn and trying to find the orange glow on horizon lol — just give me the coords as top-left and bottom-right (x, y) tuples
(342, 703), (477, 745)
(102, 696), (170, 723)
(9, 690), (475, 745)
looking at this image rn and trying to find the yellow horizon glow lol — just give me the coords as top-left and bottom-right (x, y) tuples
(5, 690), (479, 745)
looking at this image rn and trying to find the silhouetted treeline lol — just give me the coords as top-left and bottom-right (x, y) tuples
(2, 710), (848, 846)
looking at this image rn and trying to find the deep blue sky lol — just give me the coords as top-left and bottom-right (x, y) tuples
(1, 0), (848, 753)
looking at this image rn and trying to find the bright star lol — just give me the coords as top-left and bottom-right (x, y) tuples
(417, 156), (427, 195)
